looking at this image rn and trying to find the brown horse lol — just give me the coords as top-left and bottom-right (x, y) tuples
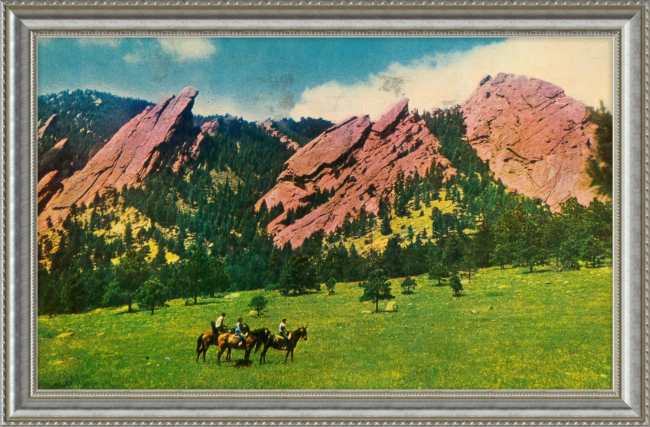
(196, 322), (231, 362)
(259, 327), (308, 364)
(216, 327), (270, 365)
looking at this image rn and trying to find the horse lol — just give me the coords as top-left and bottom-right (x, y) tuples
(216, 326), (270, 365)
(259, 327), (308, 364)
(195, 322), (231, 363)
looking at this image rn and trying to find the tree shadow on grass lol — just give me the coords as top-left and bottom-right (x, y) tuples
(520, 267), (556, 275)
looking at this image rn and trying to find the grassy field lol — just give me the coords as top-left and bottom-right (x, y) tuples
(38, 263), (612, 390)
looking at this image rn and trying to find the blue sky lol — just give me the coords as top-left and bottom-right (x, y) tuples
(38, 37), (612, 122)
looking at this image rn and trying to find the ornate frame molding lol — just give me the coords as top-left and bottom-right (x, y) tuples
(2, 0), (644, 424)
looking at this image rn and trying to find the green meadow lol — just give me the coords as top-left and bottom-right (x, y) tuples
(38, 264), (612, 390)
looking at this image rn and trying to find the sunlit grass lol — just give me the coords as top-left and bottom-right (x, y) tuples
(38, 263), (612, 390)
(340, 191), (456, 254)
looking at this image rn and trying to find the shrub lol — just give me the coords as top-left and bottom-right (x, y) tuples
(450, 274), (463, 297)
(265, 283), (280, 291)
(401, 277), (416, 294)
(360, 269), (393, 313)
(136, 279), (169, 315)
(326, 278), (336, 295)
(249, 295), (268, 316)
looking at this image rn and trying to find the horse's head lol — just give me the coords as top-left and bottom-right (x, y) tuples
(242, 323), (250, 333)
(299, 326), (308, 341)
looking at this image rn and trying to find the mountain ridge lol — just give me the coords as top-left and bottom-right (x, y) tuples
(257, 98), (455, 248)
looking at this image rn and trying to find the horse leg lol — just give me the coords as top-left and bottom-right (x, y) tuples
(226, 347), (231, 362)
(291, 349), (294, 363)
(203, 343), (209, 362)
(217, 347), (224, 366)
(284, 350), (289, 364)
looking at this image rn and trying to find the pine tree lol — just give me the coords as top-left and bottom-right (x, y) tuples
(380, 213), (393, 236)
(249, 295), (268, 316)
(124, 222), (134, 250)
(153, 246), (167, 267)
(136, 279), (169, 315)
(586, 104), (613, 197)
(449, 273), (463, 297)
(360, 269), (393, 313)
(428, 262), (450, 286)
(326, 278), (336, 295)
(279, 253), (318, 295)
(400, 277), (416, 294)
(106, 250), (150, 312)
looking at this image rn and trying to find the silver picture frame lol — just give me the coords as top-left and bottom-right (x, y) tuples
(4, 0), (645, 423)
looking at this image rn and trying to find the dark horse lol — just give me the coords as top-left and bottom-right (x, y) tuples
(196, 322), (233, 363)
(216, 326), (270, 365)
(259, 327), (308, 364)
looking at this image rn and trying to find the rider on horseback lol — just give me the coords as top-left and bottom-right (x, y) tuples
(215, 312), (226, 333)
(234, 317), (247, 348)
(279, 318), (289, 348)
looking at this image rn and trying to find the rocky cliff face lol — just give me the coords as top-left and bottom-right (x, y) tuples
(39, 87), (199, 232)
(257, 120), (301, 151)
(37, 138), (71, 214)
(462, 73), (602, 210)
(257, 99), (454, 248)
(38, 114), (57, 139)
(171, 118), (219, 173)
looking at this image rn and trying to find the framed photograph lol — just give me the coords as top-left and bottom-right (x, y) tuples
(3, 0), (647, 424)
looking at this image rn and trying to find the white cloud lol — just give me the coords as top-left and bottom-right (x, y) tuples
(77, 38), (121, 48)
(157, 38), (218, 62)
(290, 38), (613, 122)
(122, 53), (143, 63)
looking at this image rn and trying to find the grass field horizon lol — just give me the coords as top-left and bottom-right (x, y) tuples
(38, 262), (612, 390)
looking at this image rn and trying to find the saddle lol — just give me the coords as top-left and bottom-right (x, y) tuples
(227, 334), (247, 347)
(275, 333), (292, 348)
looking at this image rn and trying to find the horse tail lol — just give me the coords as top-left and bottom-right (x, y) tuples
(196, 333), (204, 353)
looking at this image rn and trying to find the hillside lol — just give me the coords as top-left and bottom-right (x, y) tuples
(258, 99), (455, 248)
(38, 265), (612, 389)
(38, 89), (153, 174)
(37, 75), (613, 320)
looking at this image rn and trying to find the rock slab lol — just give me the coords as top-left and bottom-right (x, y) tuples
(258, 99), (455, 248)
(39, 87), (199, 232)
(257, 120), (301, 152)
(462, 73), (603, 210)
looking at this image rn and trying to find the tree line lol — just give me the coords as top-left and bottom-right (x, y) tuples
(38, 105), (613, 316)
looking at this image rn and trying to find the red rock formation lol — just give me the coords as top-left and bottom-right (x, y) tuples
(39, 87), (199, 232)
(257, 120), (301, 151)
(172, 118), (219, 173)
(37, 138), (71, 213)
(37, 170), (62, 214)
(39, 138), (69, 176)
(38, 114), (57, 139)
(462, 73), (602, 210)
(257, 99), (454, 248)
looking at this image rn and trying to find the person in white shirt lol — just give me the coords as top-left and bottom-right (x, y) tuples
(215, 312), (226, 333)
(279, 318), (289, 348)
